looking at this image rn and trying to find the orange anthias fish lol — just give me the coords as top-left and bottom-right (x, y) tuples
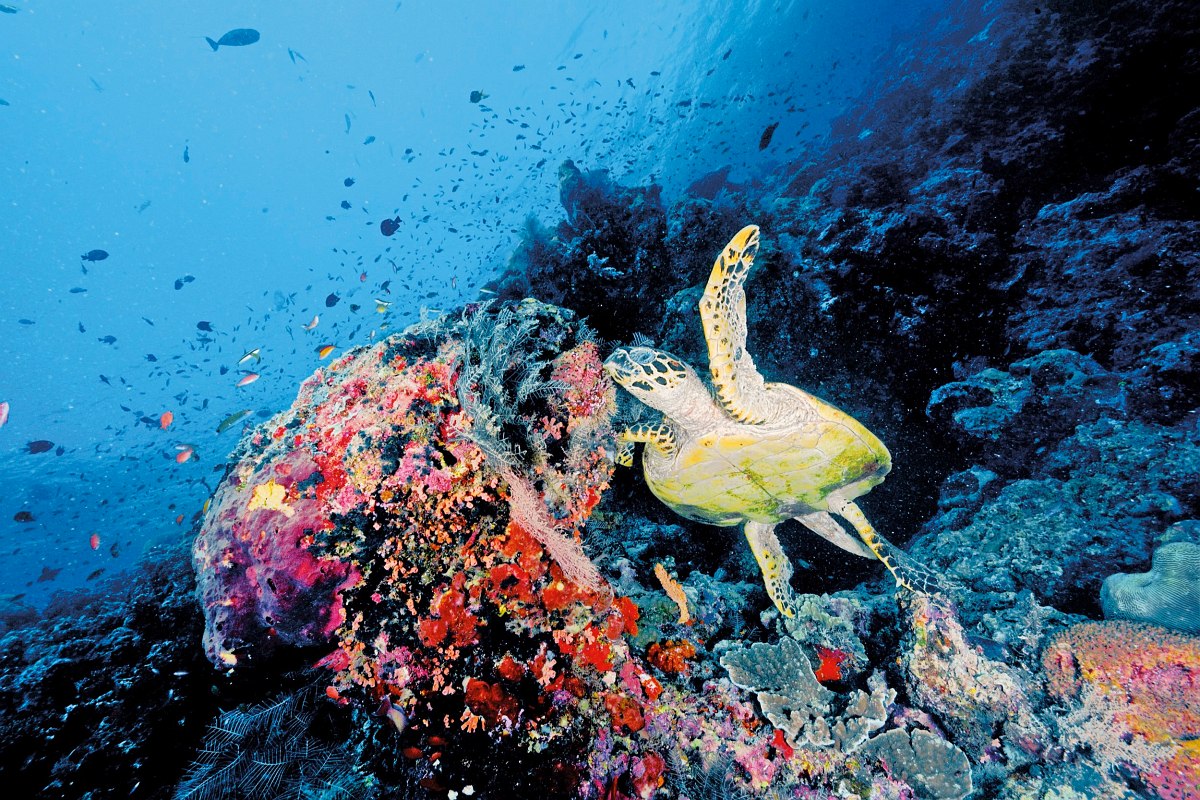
(236, 372), (260, 388)
(176, 445), (195, 463)
(0, 401), (9, 428)
(160, 411), (173, 430)
(317, 344), (336, 359)
(89, 532), (100, 551)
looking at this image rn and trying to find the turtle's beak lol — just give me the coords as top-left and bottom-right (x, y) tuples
(603, 348), (634, 380)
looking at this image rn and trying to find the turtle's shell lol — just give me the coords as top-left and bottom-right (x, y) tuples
(642, 384), (891, 526)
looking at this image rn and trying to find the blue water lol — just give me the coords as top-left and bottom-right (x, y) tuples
(0, 1), (939, 605)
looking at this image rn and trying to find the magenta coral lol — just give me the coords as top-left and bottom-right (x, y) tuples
(1044, 620), (1200, 800)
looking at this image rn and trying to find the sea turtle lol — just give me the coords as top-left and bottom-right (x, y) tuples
(604, 225), (939, 617)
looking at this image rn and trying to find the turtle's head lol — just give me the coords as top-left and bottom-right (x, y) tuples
(604, 346), (704, 416)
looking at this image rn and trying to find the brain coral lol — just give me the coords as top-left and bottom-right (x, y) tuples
(1101, 541), (1200, 634)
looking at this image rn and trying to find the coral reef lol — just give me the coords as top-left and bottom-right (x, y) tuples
(1043, 620), (1200, 800)
(0, 541), (213, 799)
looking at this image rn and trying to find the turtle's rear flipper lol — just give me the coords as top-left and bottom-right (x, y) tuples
(830, 497), (949, 595)
(744, 520), (799, 617)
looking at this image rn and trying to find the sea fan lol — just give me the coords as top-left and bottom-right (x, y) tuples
(174, 688), (368, 800)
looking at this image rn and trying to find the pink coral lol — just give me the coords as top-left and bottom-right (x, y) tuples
(1044, 620), (1200, 800)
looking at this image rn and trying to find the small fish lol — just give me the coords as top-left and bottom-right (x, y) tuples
(196, 320), (214, 332)
(374, 298), (391, 313)
(344, 113), (352, 133)
(238, 347), (261, 364)
(0, 98), (8, 106)
(0, 5), (18, 14)
(317, 344), (336, 359)
(287, 47), (307, 64)
(344, 177), (355, 187)
(468, 90), (488, 103)
(18, 319), (34, 325)
(97, 335), (117, 345)
(216, 409), (252, 434)
(380, 216), (402, 236)
(13, 511), (34, 523)
(362, 135), (376, 145)
(145, 353), (157, 362)
(87, 568), (106, 581)
(136, 199), (151, 213)
(89, 77), (103, 92)
(368, 89), (376, 106)
(174, 274), (195, 290)
(206, 28), (260, 51)
(236, 372), (260, 388)
(160, 411), (173, 430)
(26, 440), (54, 454)
(36, 566), (61, 583)
(175, 445), (195, 464)
(303, 315), (320, 331)
(325, 293), (340, 308)
(69, 286), (87, 293)
(89, 533), (101, 551)
(512, 64), (525, 72)
(183, 144), (190, 163)
(81, 249), (109, 262)
(758, 121), (779, 151)
(0, 401), (8, 427)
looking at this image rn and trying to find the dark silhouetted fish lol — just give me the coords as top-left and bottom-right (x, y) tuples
(0, 5), (17, 14)
(469, 90), (487, 103)
(13, 511), (34, 523)
(196, 320), (214, 332)
(380, 217), (402, 236)
(81, 249), (108, 262)
(759, 122), (779, 150)
(174, 275), (195, 290)
(325, 293), (340, 307)
(37, 566), (61, 582)
(98, 335), (117, 344)
(183, 144), (189, 163)
(205, 28), (260, 51)
(26, 440), (54, 454)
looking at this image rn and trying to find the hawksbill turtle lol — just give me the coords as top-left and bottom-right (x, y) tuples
(603, 225), (939, 617)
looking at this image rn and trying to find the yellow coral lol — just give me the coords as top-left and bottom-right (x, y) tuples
(247, 478), (295, 518)
(654, 562), (690, 624)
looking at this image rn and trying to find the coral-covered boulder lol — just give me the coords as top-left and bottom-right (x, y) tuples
(1043, 620), (1200, 800)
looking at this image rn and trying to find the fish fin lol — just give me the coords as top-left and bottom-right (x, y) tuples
(205, 37), (219, 51)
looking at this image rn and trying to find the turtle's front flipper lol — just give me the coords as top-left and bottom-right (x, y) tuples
(699, 224), (770, 424)
(616, 423), (677, 466)
(744, 520), (798, 617)
(829, 497), (944, 594)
